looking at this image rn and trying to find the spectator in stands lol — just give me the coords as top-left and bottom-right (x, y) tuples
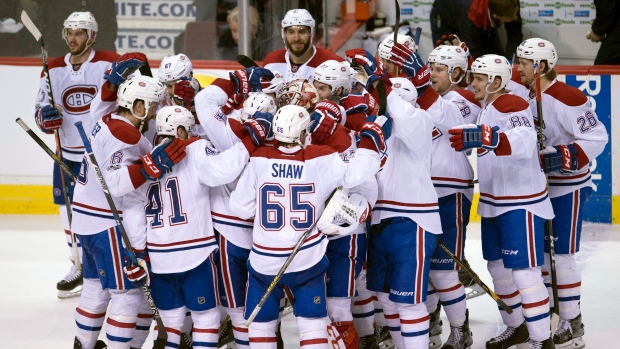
(587, 0), (620, 65)
(35, 0), (117, 56)
(430, 0), (522, 60)
(216, 5), (267, 61)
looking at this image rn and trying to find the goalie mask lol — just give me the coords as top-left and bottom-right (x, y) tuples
(63, 12), (98, 56)
(239, 93), (277, 122)
(272, 105), (310, 144)
(276, 79), (319, 110)
(156, 106), (195, 139)
(117, 76), (165, 122)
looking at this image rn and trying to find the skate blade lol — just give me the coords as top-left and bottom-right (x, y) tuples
(57, 286), (82, 299)
(219, 343), (237, 349)
(555, 337), (585, 349)
(429, 335), (442, 349)
(465, 284), (485, 300)
(379, 339), (395, 349)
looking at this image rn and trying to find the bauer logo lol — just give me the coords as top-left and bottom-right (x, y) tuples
(538, 10), (554, 17)
(61, 85), (98, 114)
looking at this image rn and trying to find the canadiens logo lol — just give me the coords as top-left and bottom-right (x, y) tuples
(456, 48), (462, 53)
(394, 83), (402, 88)
(175, 107), (182, 112)
(341, 66), (347, 72)
(139, 81), (146, 87)
(62, 85), (98, 114)
(494, 58), (502, 63)
(538, 42), (545, 47)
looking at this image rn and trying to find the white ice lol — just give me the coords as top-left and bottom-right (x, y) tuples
(1, 215), (617, 348)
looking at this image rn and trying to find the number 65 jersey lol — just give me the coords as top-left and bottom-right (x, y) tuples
(229, 145), (380, 275)
(476, 93), (553, 219)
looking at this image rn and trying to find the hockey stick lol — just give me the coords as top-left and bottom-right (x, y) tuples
(534, 74), (560, 319)
(245, 188), (339, 326)
(75, 121), (168, 348)
(435, 237), (513, 314)
(22, 10), (81, 270)
(15, 118), (78, 182)
(236, 54), (258, 68)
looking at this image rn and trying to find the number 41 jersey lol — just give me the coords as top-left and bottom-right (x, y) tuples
(230, 145), (379, 275)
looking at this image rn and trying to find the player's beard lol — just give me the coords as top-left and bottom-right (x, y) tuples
(286, 38), (311, 57)
(68, 39), (89, 56)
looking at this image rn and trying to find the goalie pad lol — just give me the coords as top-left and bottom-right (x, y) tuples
(318, 189), (370, 236)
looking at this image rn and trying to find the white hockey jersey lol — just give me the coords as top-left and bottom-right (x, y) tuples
(71, 114), (151, 235)
(263, 47), (344, 82)
(36, 50), (118, 161)
(229, 145), (379, 275)
(372, 90), (442, 234)
(536, 79), (608, 198)
(421, 88), (479, 201)
(475, 93), (554, 219)
(124, 138), (251, 274)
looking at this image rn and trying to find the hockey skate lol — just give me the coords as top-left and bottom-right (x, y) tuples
(73, 336), (107, 349)
(359, 333), (380, 349)
(57, 264), (83, 299)
(553, 314), (585, 349)
(218, 317), (235, 348)
(458, 260), (484, 300)
(531, 337), (555, 349)
(376, 325), (395, 349)
(485, 321), (530, 349)
(429, 302), (443, 349)
(180, 332), (193, 349)
(441, 310), (473, 349)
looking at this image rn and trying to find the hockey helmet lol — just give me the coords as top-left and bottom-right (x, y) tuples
(470, 54), (512, 91)
(281, 9), (316, 38)
(390, 77), (418, 103)
(313, 60), (352, 96)
(62, 11), (98, 49)
(158, 54), (193, 83)
(272, 105), (311, 144)
(239, 93), (277, 122)
(156, 106), (195, 137)
(515, 38), (558, 70)
(117, 76), (165, 120)
(377, 34), (417, 61)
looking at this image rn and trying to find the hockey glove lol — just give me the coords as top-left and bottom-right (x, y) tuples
(360, 114), (392, 152)
(540, 144), (579, 174)
(390, 42), (425, 78)
(104, 52), (147, 86)
(35, 105), (62, 134)
(448, 124), (500, 152)
(246, 67), (275, 92)
(174, 77), (199, 108)
(140, 138), (187, 180)
(248, 111), (274, 138)
(309, 109), (338, 144)
(243, 118), (268, 146)
(345, 48), (385, 87)
(435, 33), (462, 47)
(123, 253), (149, 287)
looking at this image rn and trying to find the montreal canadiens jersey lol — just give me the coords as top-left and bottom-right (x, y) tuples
(263, 46), (344, 82)
(194, 79), (252, 249)
(125, 138), (251, 274)
(421, 88), (479, 201)
(476, 93), (554, 219)
(229, 145), (379, 275)
(72, 114), (152, 235)
(36, 50), (119, 161)
(373, 91), (442, 234)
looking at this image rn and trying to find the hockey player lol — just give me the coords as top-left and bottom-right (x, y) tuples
(263, 9), (344, 82)
(229, 104), (390, 349)
(70, 75), (187, 349)
(122, 105), (268, 348)
(448, 54), (555, 349)
(346, 50), (443, 349)
(33, 11), (119, 299)
(157, 53), (201, 110)
(514, 38), (608, 349)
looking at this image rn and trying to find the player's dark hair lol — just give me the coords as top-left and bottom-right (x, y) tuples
(117, 99), (145, 115)
(489, 0), (519, 17)
(541, 60), (557, 80)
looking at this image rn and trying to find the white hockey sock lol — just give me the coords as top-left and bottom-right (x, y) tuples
(327, 297), (354, 322)
(545, 253), (582, 320)
(396, 302), (429, 349)
(352, 289), (375, 336)
(107, 288), (142, 349)
(430, 270), (466, 327)
(376, 292), (404, 348)
(487, 259), (525, 327)
(75, 278), (110, 348)
(157, 307), (186, 349)
(297, 316), (330, 348)
(192, 308), (221, 348)
(227, 306), (250, 348)
(181, 309), (193, 333)
(373, 293), (387, 327)
(423, 281), (439, 314)
(248, 319), (278, 349)
(512, 267), (551, 341)
(130, 297), (153, 349)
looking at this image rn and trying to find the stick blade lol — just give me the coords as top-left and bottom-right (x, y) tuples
(236, 54), (258, 68)
(21, 10), (42, 42)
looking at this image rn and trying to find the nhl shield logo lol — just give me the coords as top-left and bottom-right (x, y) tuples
(314, 296), (321, 304)
(99, 269), (105, 276)
(197, 297), (205, 304)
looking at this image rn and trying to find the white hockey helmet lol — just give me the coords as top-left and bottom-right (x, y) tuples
(117, 76), (165, 120)
(273, 105), (311, 144)
(158, 54), (193, 83)
(239, 93), (277, 122)
(390, 77), (418, 103)
(262, 76), (285, 95)
(515, 38), (558, 70)
(470, 54), (512, 91)
(313, 60), (352, 96)
(377, 34), (417, 61)
(156, 106), (195, 137)
(276, 79), (319, 110)
(63, 11), (98, 40)
(428, 45), (468, 73)
(281, 9), (316, 38)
